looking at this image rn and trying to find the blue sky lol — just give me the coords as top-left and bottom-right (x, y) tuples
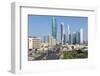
(28, 15), (88, 41)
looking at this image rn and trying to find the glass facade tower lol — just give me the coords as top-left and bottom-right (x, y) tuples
(67, 24), (71, 44)
(52, 17), (57, 40)
(61, 22), (64, 45)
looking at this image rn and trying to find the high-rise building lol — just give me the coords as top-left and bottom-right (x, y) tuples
(67, 24), (71, 44)
(52, 17), (57, 40)
(61, 22), (64, 45)
(63, 26), (66, 45)
(64, 34), (66, 45)
(76, 32), (80, 44)
(67, 24), (71, 35)
(72, 32), (77, 44)
(80, 28), (83, 44)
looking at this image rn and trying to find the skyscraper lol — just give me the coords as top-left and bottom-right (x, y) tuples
(80, 28), (83, 44)
(61, 22), (64, 45)
(52, 17), (57, 40)
(72, 32), (77, 44)
(67, 24), (71, 35)
(63, 25), (66, 45)
(67, 24), (71, 44)
(64, 34), (66, 45)
(76, 32), (80, 44)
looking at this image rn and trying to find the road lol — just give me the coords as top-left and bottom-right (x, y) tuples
(34, 49), (60, 60)
(34, 53), (47, 60)
(46, 50), (59, 60)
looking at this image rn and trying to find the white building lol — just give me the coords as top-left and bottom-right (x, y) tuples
(28, 37), (33, 49)
(67, 24), (71, 36)
(80, 28), (83, 44)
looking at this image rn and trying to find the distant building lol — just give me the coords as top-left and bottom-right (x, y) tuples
(28, 37), (41, 49)
(66, 26), (84, 45)
(80, 28), (83, 44)
(67, 24), (71, 44)
(52, 17), (57, 40)
(64, 34), (66, 45)
(32, 37), (41, 49)
(69, 34), (72, 44)
(28, 37), (33, 49)
(72, 32), (77, 44)
(43, 36), (46, 43)
(43, 36), (48, 43)
(48, 35), (56, 47)
(61, 22), (64, 45)
(76, 32), (80, 44)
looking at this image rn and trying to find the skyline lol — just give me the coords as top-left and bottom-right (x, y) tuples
(28, 15), (88, 42)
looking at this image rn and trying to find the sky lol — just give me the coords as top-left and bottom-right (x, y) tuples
(28, 15), (88, 42)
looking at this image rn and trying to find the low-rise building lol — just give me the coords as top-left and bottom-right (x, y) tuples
(28, 36), (41, 49)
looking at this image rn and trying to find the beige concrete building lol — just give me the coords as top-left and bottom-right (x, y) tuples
(32, 37), (41, 49)
(48, 35), (56, 47)
(28, 37), (41, 49)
